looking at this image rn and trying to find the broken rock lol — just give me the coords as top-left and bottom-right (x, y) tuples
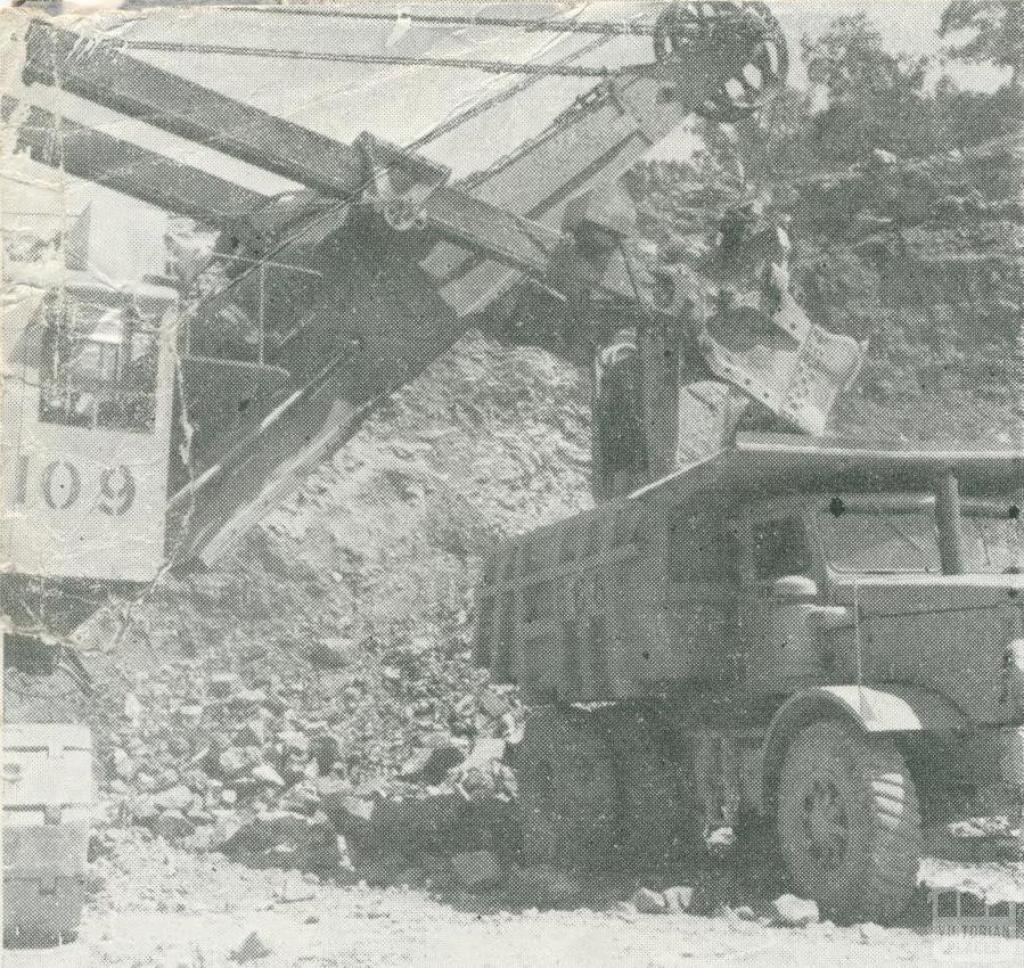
(220, 811), (339, 872)
(633, 887), (669, 915)
(208, 673), (241, 699)
(310, 735), (340, 775)
(125, 794), (159, 824)
(153, 784), (196, 813)
(178, 704), (204, 724)
(399, 743), (466, 785)
(233, 720), (267, 747)
(229, 930), (272, 963)
(773, 894), (820, 927)
(478, 689), (512, 719)
(113, 748), (135, 781)
(124, 693), (143, 722)
(252, 764), (286, 787)
(153, 810), (195, 842)
(279, 729), (310, 757)
(209, 811), (245, 850)
(663, 886), (694, 913)
(219, 746), (262, 778)
(460, 738), (507, 772)
(228, 689), (269, 711)
(279, 781), (320, 814)
(319, 783), (378, 842)
(304, 638), (353, 669)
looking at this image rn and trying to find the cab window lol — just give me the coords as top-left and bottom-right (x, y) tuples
(752, 514), (812, 580)
(818, 508), (940, 574)
(962, 509), (1024, 574)
(38, 296), (160, 434)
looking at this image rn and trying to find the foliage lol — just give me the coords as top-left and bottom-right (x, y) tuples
(939, 0), (1024, 87)
(798, 14), (940, 163)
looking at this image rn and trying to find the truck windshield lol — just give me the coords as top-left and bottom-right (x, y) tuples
(963, 513), (1024, 574)
(818, 509), (941, 574)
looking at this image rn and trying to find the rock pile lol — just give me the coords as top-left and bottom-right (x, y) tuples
(4, 328), (605, 899)
(96, 623), (523, 883)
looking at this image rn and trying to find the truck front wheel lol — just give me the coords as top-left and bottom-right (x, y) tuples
(777, 719), (922, 923)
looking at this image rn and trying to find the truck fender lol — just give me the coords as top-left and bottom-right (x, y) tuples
(760, 685), (968, 809)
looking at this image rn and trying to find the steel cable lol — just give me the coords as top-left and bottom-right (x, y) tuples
(121, 38), (616, 78)
(218, 5), (665, 35)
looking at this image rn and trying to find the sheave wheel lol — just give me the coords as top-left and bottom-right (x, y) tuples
(777, 719), (922, 924)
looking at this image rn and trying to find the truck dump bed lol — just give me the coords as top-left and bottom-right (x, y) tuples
(473, 432), (1024, 702)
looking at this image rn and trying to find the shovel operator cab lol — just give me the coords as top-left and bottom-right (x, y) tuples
(474, 432), (1024, 923)
(1, 271), (177, 585)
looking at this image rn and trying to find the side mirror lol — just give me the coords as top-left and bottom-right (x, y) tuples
(772, 575), (818, 601)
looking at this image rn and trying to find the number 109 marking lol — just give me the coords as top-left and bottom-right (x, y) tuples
(13, 457), (137, 516)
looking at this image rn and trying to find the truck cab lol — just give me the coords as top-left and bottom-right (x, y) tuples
(739, 489), (1024, 712)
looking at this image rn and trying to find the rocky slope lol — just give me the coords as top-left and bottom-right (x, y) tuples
(4, 330), (599, 883)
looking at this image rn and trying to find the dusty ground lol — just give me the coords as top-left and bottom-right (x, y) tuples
(7, 832), (1024, 968)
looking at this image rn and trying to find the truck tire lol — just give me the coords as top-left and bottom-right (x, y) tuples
(517, 706), (618, 869)
(777, 719), (922, 924)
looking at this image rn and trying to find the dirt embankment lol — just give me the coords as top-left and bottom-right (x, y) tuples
(4, 331), (598, 890)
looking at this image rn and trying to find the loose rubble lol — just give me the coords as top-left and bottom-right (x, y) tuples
(229, 930), (272, 963)
(773, 894), (820, 928)
(7, 332), (593, 894)
(632, 887), (671, 915)
(95, 658), (525, 884)
(628, 885), (695, 915)
(663, 886), (695, 912)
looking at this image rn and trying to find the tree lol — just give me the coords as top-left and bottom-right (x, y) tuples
(800, 14), (936, 162)
(939, 0), (1024, 88)
(803, 14), (909, 102)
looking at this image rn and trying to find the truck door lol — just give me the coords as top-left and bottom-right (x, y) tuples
(743, 506), (820, 693)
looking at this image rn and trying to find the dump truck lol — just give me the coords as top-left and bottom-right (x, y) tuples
(474, 432), (1024, 922)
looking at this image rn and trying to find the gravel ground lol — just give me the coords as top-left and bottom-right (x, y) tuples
(6, 831), (1024, 968)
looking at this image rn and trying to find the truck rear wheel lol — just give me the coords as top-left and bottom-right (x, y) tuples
(517, 706), (618, 869)
(777, 719), (922, 923)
